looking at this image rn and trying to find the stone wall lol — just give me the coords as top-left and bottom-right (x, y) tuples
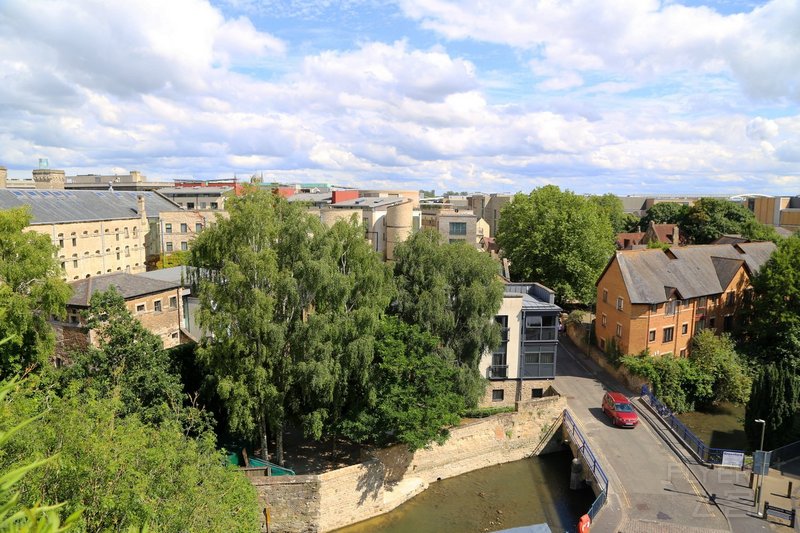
(253, 394), (567, 532)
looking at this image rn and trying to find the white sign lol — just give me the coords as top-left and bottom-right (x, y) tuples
(721, 451), (745, 468)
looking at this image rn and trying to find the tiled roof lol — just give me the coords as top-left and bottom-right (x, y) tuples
(613, 242), (776, 304)
(0, 189), (180, 224)
(651, 223), (678, 243)
(67, 272), (180, 307)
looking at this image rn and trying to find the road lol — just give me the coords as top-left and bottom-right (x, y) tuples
(555, 336), (734, 533)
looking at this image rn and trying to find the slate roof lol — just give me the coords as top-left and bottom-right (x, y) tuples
(504, 283), (562, 312)
(329, 197), (407, 209)
(67, 272), (180, 307)
(156, 186), (233, 195)
(0, 189), (180, 224)
(612, 242), (776, 304)
(286, 192), (332, 203)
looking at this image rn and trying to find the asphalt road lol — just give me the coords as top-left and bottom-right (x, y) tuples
(555, 336), (731, 532)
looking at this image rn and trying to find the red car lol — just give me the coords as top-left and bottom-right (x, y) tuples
(602, 391), (639, 428)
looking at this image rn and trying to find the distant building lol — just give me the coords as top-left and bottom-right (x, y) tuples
(746, 195), (800, 233)
(485, 194), (513, 238)
(420, 203), (480, 247)
(156, 186), (234, 211)
(52, 272), (185, 362)
(616, 222), (680, 250)
(595, 242), (775, 357)
(479, 282), (562, 407)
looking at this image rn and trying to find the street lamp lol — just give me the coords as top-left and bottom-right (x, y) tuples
(754, 419), (766, 517)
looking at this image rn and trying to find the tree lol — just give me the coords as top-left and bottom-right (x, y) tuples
(1, 383), (259, 532)
(745, 362), (798, 450)
(156, 250), (189, 269)
(589, 193), (639, 234)
(392, 230), (504, 406)
(190, 191), (393, 463)
(0, 207), (71, 378)
(681, 198), (778, 244)
(742, 234), (800, 366)
(639, 202), (688, 229)
(496, 185), (615, 304)
(340, 317), (464, 451)
(688, 330), (751, 407)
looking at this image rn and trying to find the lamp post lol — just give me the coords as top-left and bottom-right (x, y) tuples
(754, 419), (766, 517)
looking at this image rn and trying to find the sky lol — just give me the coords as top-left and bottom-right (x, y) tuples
(1, 0), (798, 195)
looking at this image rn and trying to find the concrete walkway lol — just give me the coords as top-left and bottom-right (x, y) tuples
(555, 336), (790, 533)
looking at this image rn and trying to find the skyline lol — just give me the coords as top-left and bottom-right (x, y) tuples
(1, 0), (798, 195)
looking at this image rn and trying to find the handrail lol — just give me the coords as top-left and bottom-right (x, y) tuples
(563, 409), (609, 521)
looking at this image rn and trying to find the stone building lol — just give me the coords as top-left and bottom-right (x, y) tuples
(420, 204), (480, 247)
(747, 195), (800, 234)
(52, 272), (185, 361)
(156, 186), (233, 211)
(595, 242), (775, 357)
(478, 282), (562, 407)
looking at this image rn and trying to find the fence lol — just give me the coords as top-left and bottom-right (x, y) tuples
(640, 385), (747, 467)
(563, 409), (609, 521)
(769, 439), (800, 469)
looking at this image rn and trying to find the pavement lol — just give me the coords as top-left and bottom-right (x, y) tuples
(554, 335), (796, 533)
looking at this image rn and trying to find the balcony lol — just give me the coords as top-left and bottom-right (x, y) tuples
(488, 365), (508, 379)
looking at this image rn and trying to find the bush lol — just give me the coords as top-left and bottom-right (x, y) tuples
(462, 406), (516, 418)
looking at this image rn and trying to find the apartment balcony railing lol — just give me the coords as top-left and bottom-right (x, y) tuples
(488, 365), (508, 379)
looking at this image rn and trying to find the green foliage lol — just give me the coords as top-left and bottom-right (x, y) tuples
(639, 202), (689, 228)
(0, 378), (80, 533)
(646, 240), (671, 250)
(604, 337), (624, 368)
(742, 234), (800, 367)
(496, 185), (615, 304)
(623, 333), (751, 412)
(462, 406), (515, 418)
(1, 383), (259, 532)
(564, 310), (585, 329)
(688, 331), (751, 407)
(155, 251), (189, 269)
(340, 317), (464, 451)
(392, 230), (504, 406)
(0, 207), (72, 378)
(191, 191), (393, 462)
(745, 362), (798, 450)
(681, 198), (778, 244)
(588, 193), (639, 234)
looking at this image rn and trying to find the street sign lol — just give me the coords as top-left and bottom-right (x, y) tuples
(722, 451), (744, 468)
(753, 450), (772, 476)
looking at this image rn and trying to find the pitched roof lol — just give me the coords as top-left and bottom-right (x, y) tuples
(611, 242), (776, 304)
(0, 189), (180, 224)
(68, 272), (180, 307)
(650, 223), (678, 243)
(616, 232), (645, 248)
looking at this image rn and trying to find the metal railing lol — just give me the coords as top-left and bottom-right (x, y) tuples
(563, 409), (609, 521)
(641, 385), (746, 466)
(769, 439), (800, 468)
(488, 364), (508, 379)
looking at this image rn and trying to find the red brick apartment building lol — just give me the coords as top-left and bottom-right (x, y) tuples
(595, 242), (775, 357)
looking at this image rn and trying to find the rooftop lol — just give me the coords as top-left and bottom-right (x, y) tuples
(68, 272), (180, 307)
(328, 196), (408, 209)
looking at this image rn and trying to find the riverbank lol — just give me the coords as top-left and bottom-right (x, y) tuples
(250, 394), (567, 532)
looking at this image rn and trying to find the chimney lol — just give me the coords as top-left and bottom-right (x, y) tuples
(131, 170), (142, 183)
(137, 195), (147, 222)
(0, 166), (6, 189)
(672, 225), (679, 244)
(32, 168), (65, 190)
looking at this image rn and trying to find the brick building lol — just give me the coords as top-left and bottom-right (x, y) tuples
(595, 242), (775, 357)
(52, 272), (185, 360)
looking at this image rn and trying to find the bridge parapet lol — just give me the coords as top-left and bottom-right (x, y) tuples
(562, 408), (610, 521)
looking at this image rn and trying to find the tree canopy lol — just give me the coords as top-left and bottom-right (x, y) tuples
(496, 185), (615, 304)
(639, 202), (689, 229)
(190, 190), (394, 463)
(589, 193), (639, 233)
(0, 207), (71, 378)
(745, 362), (798, 450)
(392, 230), (504, 406)
(681, 198), (778, 244)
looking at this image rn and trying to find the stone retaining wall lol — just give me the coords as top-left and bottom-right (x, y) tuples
(566, 323), (649, 393)
(253, 394), (567, 532)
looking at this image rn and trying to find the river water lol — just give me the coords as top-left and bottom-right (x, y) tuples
(334, 450), (595, 533)
(675, 402), (748, 451)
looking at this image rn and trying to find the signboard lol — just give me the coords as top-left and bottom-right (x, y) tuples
(721, 451), (745, 468)
(753, 450), (772, 476)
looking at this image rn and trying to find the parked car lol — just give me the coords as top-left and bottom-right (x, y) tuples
(602, 391), (639, 428)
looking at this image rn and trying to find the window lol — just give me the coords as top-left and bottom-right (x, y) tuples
(599, 338), (606, 351)
(72, 260), (78, 268)
(187, 202), (195, 209)
(665, 300), (676, 316)
(698, 296), (707, 308)
(165, 223), (172, 234)
(116, 252), (120, 260)
(492, 389), (504, 402)
(154, 300), (162, 313)
(71, 238), (77, 246)
(602, 289), (608, 303)
(601, 314), (607, 327)
(171, 331), (179, 340)
(136, 303), (146, 313)
(195, 223), (203, 233)
(181, 241), (188, 251)
(681, 323), (688, 335)
(60, 262), (66, 271)
(449, 222), (467, 235)
(210, 202), (218, 209)
(180, 223), (188, 233)
(650, 304), (658, 313)
(726, 292), (735, 306)
(723, 315), (733, 332)
(124, 227), (129, 238)
(532, 388), (544, 399)
(708, 316), (716, 329)
(491, 316), (508, 379)
(133, 227), (138, 237)
(200, 202), (207, 209)
(649, 329), (656, 342)
(116, 233), (120, 242)
(166, 242), (173, 252)
(169, 296), (177, 309)
(679, 349), (687, 357)
(615, 323), (622, 338)
(524, 314), (557, 341)
(616, 297), (624, 311)
(58, 238), (64, 248)
(521, 345), (556, 378)
(681, 299), (690, 307)
(663, 326), (674, 343)
(125, 246), (130, 257)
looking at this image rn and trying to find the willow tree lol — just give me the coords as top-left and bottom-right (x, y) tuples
(190, 191), (392, 463)
(392, 230), (504, 406)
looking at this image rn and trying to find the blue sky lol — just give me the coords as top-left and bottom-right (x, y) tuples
(0, 0), (798, 195)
